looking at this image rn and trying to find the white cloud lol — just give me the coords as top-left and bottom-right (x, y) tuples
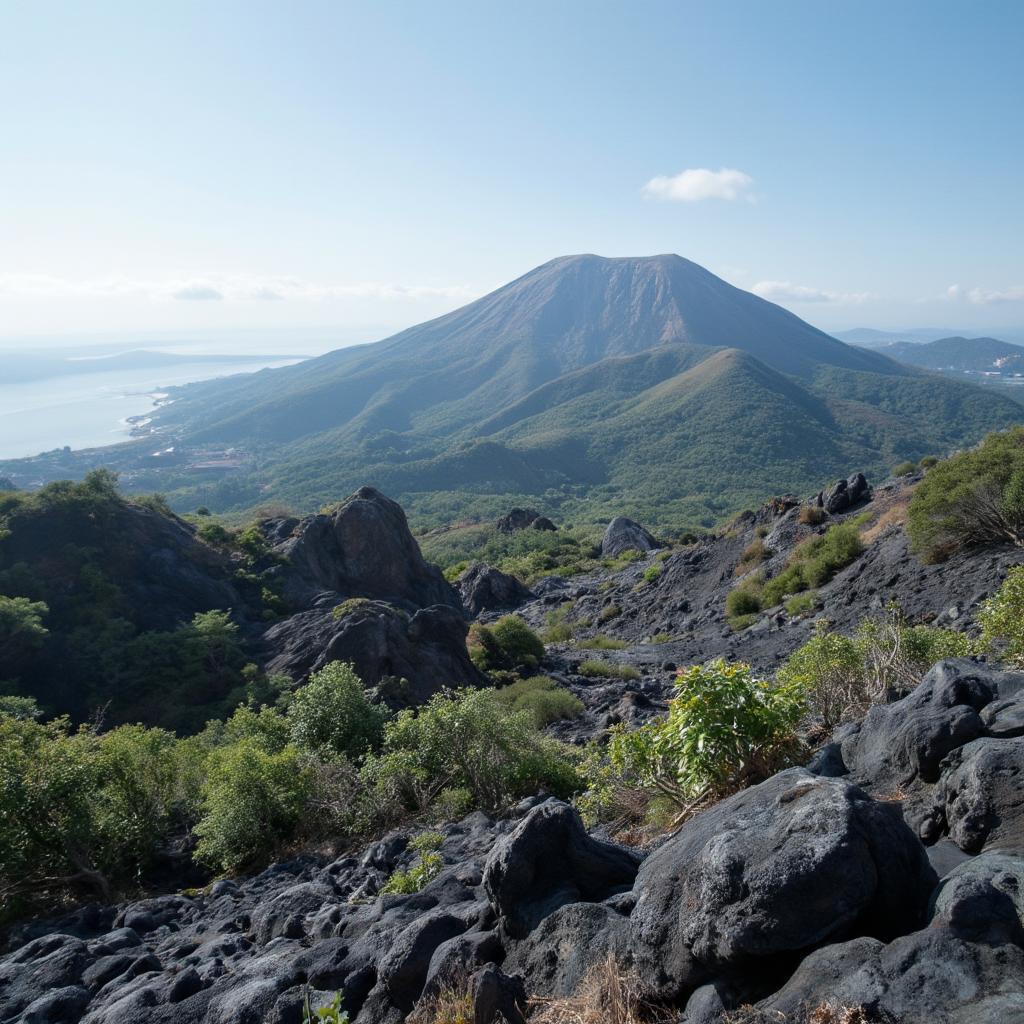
(642, 167), (754, 202)
(172, 284), (223, 301)
(940, 283), (1024, 305)
(751, 280), (872, 305)
(0, 273), (476, 304)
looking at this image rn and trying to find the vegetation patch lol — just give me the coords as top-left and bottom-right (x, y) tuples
(578, 660), (640, 680)
(493, 675), (584, 727)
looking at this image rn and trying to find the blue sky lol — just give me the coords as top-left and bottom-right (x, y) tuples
(2, 0), (1022, 342)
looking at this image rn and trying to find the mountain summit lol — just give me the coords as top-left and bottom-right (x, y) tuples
(19, 254), (1022, 525)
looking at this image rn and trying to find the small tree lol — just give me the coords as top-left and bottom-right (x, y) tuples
(287, 662), (386, 761)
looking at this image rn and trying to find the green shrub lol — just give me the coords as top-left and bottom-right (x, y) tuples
(737, 538), (769, 571)
(892, 461), (918, 476)
(380, 831), (444, 894)
(641, 563), (664, 584)
(494, 675), (584, 726)
(332, 597), (373, 619)
(361, 688), (581, 817)
(303, 992), (349, 1024)
(725, 587), (761, 618)
(194, 740), (310, 871)
(578, 634), (627, 650)
(650, 633), (671, 644)
(196, 521), (233, 547)
(542, 602), (575, 643)
(760, 523), (864, 607)
(470, 616), (545, 670)
(979, 566), (1024, 664)
(0, 595), (48, 663)
(919, 455), (939, 469)
(784, 591), (820, 617)
(598, 603), (621, 623)
(578, 660), (640, 680)
(581, 659), (805, 824)
(778, 609), (977, 728)
(288, 662), (387, 761)
(907, 427), (1024, 560)
(491, 615), (545, 664)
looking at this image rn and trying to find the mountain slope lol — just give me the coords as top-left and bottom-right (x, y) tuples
(879, 335), (1024, 373)
(3, 254), (1020, 528)
(150, 254), (899, 445)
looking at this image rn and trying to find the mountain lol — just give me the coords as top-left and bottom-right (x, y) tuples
(2, 254), (1021, 527)
(878, 335), (1024, 374)
(836, 326), (964, 348)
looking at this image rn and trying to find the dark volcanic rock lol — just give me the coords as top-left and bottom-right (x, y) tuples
(271, 486), (462, 613)
(753, 927), (1024, 1024)
(930, 851), (1024, 943)
(601, 516), (661, 558)
(931, 736), (1024, 853)
(458, 563), (534, 618)
(629, 768), (937, 1001)
(482, 799), (641, 940)
(264, 600), (484, 701)
(819, 471), (871, 514)
(495, 508), (549, 534)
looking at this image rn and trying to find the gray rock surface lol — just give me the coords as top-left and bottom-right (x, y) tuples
(271, 486), (462, 613)
(457, 563), (534, 618)
(601, 516), (662, 558)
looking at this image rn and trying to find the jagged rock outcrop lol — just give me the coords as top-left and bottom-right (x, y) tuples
(457, 563), (534, 618)
(264, 600), (484, 703)
(495, 508), (554, 534)
(816, 471), (871, 514)
(269, 487), (463, 613)
(600, 516), (661, 558)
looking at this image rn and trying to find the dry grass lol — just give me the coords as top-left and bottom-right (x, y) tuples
(723, 1004), (879, 1024)
(529, 955), (668, 1024)
(859, 495), (910, 545)
(408, 980), (476, 1024)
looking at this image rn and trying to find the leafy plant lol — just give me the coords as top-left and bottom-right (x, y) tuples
(581, 659), (805, 828)
(979, 565), (1024, 664)
(287, 661), (386, 761)
(380, 831), (444, 894)
(303, 991), (349, 1024)
(493, 675), (583, 726)
(907, 427), (1024, 560)
(469, 615), (545, 671)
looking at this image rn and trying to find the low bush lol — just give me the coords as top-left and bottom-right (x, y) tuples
(641, 563), (663, 584)
(979, 565), (1024, 664)
(194, 740), (310, 871)
(798, 505), (826, 525)
(907, 427), (1024, 560)
(892, 460), (918, 476)
(542, 602), (575, 643)
(599, 603), (622, 623)
(736, 538), (770, 573)
(777, 608), (977, 729)
(469, 615), (545, 671)
(725, 587), (762, 618)
(362, 687), (581, 817)
(494, 675), (584, 727)
(761, 523), (863, 607)
(580, 659), (805, 828)
(287, 661), (387, 761)
(578, 660), (641, 680)
(784, 591), (819, 617)
(578, 634), (627, 650)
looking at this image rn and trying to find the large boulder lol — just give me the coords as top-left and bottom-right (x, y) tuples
(753, 927), (1024, 1024)
(495, 508), (552, 534)
(264, 600), (484, 702)
(930, 736), (1024, 853)
(270, 487), (462, 613)
(629, 769), (937, 1001)
(819, 472), (871, 514)
(482, 800), (641, 940)
(929, 852), (1024, 943)
(601, 517), (662, 558)
(839, 659), (1024, 795)
(457, 563), (534, 618)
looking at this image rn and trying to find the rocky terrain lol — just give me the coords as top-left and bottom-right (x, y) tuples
(4, 654), (1023, 1023)
(4, 468), (1024, 1023)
